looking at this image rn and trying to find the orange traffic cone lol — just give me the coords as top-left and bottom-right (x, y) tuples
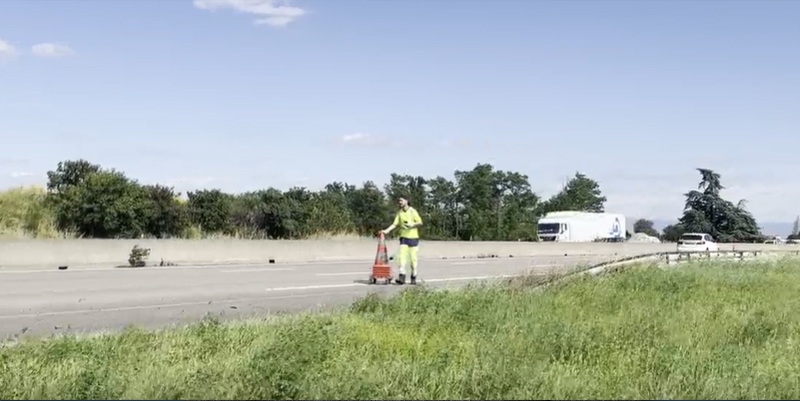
(370, 232), (392, 284)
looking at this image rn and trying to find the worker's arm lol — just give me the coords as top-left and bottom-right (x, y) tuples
(382, 213), (401, 234)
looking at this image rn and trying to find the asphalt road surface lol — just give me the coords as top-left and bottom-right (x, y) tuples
(0, 255), (612, 340)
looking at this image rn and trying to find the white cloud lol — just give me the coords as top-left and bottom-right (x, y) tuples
(0, 157), (29, 166)
(339, 132), (394, 147)
(10, 172), (34, 178)
(193, 0), (307, 27)
(0, 39), (18, 61)
(31, 43), (76, 58)
(341, 132), (369, 143)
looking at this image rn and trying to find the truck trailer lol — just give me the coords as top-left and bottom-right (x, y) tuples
(537, 211), (626, 242)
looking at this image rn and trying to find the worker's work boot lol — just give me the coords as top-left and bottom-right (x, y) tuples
(410, 275), (417, 285)
(395, 274), (406, 285)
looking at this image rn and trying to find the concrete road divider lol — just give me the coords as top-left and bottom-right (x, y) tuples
(0, 239), (793, 269)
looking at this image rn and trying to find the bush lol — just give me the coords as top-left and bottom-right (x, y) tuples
(128, 245), (150, 267)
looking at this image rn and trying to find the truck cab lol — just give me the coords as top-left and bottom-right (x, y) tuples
(537, 221), (569, 242)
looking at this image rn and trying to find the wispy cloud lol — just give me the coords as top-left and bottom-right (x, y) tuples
(0, 157), (29, 166)
(441, 138), (473, 149)
(10, 172), (34, 178)
(0, 39), (18, 61)
(339, 132), (393, 147)
(31, 43), (76, 58)
(193, 0), (307, 27)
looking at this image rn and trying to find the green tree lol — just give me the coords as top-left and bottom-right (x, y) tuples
(143, 184), (189, 238)
(662, 223), (685, 242)
(454, 163), (501, 241)
(51, 170), (152, 238)
(46, 159), (101, 193)
(496, 171), (540, 241)
(304, 188), (356, 236)
(425, 176), (459, 240)
(789, 216), (800, 240)
(384, 174), (428, 213)
(228, 191), (268, 238)
(266, 187), (311, 239)
(187, 189), (232, 234)
(633, 218), (660, 238)
(347, 181), (392, 236)
(454, 164), (539, 241)
(540, 172), (606, 214)
(678, 168), (762, 242)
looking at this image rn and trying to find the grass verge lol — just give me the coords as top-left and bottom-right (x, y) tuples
(4, 258), (800, 399)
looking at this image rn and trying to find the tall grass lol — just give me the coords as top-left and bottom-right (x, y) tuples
(4, 258), (800, 399)
(0, 186), (71, 239)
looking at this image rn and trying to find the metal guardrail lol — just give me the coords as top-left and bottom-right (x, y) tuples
(493, 250), (800, 292)
(663, 250), (766, 265)
(577, 249), (800, 277)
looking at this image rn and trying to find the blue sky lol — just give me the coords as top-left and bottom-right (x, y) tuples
(1, 0), (798, 227)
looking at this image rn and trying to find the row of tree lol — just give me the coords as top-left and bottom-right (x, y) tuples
(40, 160), (765, 242)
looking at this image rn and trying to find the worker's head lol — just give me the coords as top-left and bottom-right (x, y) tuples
(398, 196), (409, 210)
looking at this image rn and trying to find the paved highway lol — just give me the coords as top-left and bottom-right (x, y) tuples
(0, 255), (612, 340)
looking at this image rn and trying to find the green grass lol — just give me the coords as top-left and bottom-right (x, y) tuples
(0, 186), (71, 239)
(5, 258), (800, 399)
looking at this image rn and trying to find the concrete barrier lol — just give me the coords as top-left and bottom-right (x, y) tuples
(0, 239), (794, 268)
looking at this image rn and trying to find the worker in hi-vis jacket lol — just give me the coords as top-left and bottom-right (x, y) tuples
(381, 196), (423, 285)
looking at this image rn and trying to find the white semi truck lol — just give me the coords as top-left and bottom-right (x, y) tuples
(537, 211), (626, 242)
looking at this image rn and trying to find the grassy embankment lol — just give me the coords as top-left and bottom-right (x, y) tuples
(4, 258), (800, 399)
(0, 186), (361, 240)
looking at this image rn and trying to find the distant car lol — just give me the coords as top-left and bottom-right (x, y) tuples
(677, 233), (719, 252)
